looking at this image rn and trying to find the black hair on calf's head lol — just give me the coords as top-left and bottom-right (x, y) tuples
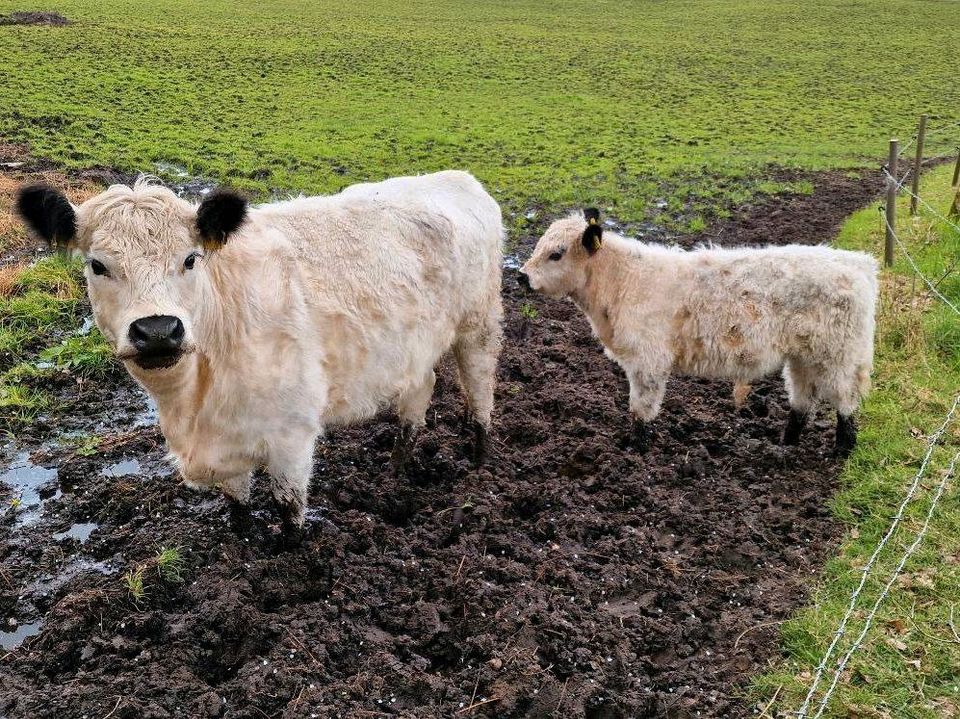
(196, 189), (248, 249)
(15, 184), (76, 247)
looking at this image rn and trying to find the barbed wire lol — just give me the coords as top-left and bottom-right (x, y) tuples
(795, 392), (960, 717)
(809, 448), (960, 718)
(881, 167), (960, 237)
(880, 209), (960, 315)
(796, 133), (960, 716)
(896, 119), (960, 159)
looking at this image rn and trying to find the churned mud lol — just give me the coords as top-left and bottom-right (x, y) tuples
(0, 164), (884, 718)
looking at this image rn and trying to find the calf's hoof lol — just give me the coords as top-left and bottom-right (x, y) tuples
(630, 419), (655, 453)
(834, 414), (857, 458)
(782, 409), (809, 446)
(391, 424), (416, 477)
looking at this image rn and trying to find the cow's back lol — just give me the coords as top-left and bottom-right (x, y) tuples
(258, 171), (502, 425)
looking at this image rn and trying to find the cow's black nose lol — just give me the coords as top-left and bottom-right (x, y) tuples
(517, 272), (531, 289)
(128, 315), (185, 356)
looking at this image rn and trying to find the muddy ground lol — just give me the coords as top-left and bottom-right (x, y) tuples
(0, 165), (883, 718)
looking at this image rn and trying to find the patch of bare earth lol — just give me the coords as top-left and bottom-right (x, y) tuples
(0, 11), (69, 26)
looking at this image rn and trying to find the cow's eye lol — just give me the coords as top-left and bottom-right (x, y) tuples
(183, 252), (202, 271)
(89, 259), (109, 277)
(548, 251), (564, 262)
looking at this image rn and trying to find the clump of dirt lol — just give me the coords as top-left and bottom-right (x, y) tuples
(0, 167), (884, 718)
(0, 11), (70, 26)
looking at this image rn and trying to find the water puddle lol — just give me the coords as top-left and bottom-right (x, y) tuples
(132, 396), (158, 428)
(1, 451), (59, 527)
(100, 458), (141, 477)
(52, 522), (98, 543)
(503, 254), (521, 270)
(0, 620), (43, 651)
(154, 162), (218, 200)
(76, 316), (95, 336)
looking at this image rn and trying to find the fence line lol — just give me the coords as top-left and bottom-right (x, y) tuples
(880, 209), (960, 315)
(795, 393), (960, 717)
(809, 449), (960, 718)
(795, 119), (960, 716)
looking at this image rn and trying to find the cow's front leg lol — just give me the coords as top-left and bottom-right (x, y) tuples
(626, 367), (668, 452)
(266, 432), (318, 530)
(391, 370), (436, 476)
(220, 473), (254, 533)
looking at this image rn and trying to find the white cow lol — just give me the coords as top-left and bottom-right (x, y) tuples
(520, 209), (877, 455)
(17, 171), (503, 525)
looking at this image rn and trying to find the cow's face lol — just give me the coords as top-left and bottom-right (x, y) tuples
(16, 181), (247, 374)
(520, 208), (604, 300)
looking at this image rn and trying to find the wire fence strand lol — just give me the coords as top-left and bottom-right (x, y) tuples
(882, 167), (960, 237)
(795, 392), (960, 717)
(796, 127), (960, 716)
(810, 449), (960, 718)
(881, 209), (960, 315)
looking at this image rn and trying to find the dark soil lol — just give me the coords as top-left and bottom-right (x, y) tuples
(0, 11), (70, 26)
(0, 168), (885, 718)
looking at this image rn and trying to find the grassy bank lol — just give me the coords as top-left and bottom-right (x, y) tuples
(1, 0), (959, 227)
(0, 176), (111, 430)
(755, 165), (960, 717)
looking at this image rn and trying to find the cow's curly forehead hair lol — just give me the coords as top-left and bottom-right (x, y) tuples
(77, 176), (195, 252)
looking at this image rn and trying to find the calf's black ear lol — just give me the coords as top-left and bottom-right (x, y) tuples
(15, 184), (76, 247)
(196, 189), (248, 249)
(582, 207), (603, 255)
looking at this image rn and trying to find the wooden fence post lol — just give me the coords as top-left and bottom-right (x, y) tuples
(885, 138), (899, 267)
(909, 114), (927, 216)
(952, 146), (960, 188)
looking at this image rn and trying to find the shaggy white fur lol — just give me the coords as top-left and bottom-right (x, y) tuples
(521, 212), (877, 452)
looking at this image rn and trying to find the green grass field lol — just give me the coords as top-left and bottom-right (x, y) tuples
(1, 0), (959, 225)
(755, 165), (960, 717)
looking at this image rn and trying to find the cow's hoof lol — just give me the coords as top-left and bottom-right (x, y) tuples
(391, 424), (416, 477)
(834, 413), (857, 458)
(782, 409), (809, 446)
(630, 419), (654, 453)
(470, 420), (490, 467)
(227, 500), (254, 535)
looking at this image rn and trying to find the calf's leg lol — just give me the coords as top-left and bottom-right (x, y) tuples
(782, 360), (817, 446)
(626, 368), (668, 452)
(392, 370), (436, 475)
(453, 313), (502, 465)
(820, 364), (865, 457)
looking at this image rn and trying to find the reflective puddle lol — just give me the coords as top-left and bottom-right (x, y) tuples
(100, 458), (141, 477)
(1, 451), (59, 527)
(0, 620), (43, 651)
(52, 522), (99, 544)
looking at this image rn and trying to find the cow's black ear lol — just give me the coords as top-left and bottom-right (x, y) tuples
(582, 207), (603, 255)
(196, 189), (247, 248)
(15, 184), (76, 247)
